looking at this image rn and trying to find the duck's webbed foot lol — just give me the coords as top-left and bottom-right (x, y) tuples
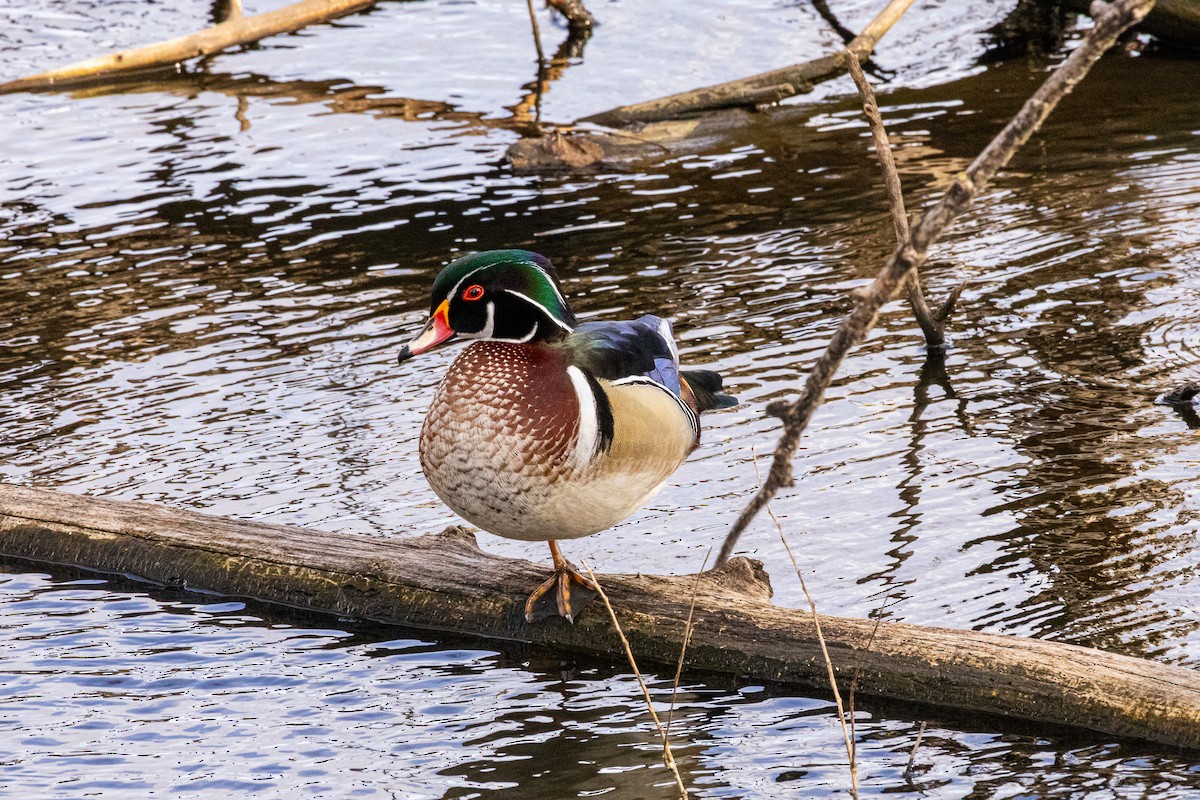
(524, 541), (599, 623)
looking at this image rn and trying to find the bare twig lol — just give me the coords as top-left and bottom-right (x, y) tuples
(716, 0), (1156, 566)
(846, 594), (900, 775)
(0, 0), (377, 94)
(904, 720), (928, 780)
(524, 0), (548, 124)
(510, 21), (592, 128)
(525, 0), (547, 66)
(667, 547), (710, 736)
(845, 51), (909, 246)
(812, 0), (861, 45)
(844, 49), (953, 350)
(752, 454), (858, 797)
(581, 0), (916, 127)
(582, 561), (689, 800)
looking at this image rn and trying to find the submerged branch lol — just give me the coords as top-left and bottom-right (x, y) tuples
(716, 0), (1157, 565)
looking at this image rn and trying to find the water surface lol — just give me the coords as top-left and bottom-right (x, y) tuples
(2, 0), (1200, 796)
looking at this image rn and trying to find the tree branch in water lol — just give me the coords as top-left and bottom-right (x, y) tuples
(844, 50), (963, 350)
(716, 0), (1158, 566)
(0, 0), (378, 94)
(580, 0), (917, 128)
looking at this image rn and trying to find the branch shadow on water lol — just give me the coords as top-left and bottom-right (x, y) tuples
(859, 347), (973, 600)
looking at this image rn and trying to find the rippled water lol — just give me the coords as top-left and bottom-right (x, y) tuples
(7, 563), (1200, 799)
(2, 0), (1200, 796)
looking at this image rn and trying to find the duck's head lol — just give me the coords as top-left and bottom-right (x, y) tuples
(398, 250), (576, 362)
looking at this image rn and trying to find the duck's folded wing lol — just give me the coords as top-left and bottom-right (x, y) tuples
(568, 315), (685, 396)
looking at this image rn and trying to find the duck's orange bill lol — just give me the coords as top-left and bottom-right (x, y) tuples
(398, 300), (454, 362)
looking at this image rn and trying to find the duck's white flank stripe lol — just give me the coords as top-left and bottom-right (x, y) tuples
(567, 366), (600, 471)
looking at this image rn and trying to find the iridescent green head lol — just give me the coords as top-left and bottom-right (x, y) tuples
(398, 250), (576, 361)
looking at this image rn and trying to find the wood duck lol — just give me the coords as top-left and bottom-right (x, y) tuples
(398, 250), (736, 622)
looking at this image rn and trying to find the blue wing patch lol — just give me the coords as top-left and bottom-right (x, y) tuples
(568, 315), (685, 398)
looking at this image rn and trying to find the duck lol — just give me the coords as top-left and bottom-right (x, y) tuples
(398, 250), (736, 622)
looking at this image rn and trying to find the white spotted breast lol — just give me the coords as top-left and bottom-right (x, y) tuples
(419, 341), (697, 541)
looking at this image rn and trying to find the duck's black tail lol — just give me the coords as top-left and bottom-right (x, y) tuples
(681, 369), (738, 413)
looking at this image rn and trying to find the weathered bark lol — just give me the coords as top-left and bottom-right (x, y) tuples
(579, 0), (917, 128)
(1065, 0), (1200, 44)
(0, 0), (378, 94)
(547, 0), (595, 33)
(2, 483), (1200, 750)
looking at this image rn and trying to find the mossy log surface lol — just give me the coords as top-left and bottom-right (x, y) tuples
(3, 483), (1200, 749)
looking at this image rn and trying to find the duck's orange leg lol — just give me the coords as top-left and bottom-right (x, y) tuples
(524, 540), (598, 623)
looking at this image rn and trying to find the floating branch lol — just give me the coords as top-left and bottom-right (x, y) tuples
(2, 483), (1200, 749)
(0, 0), (378, 94)
(716, 0), (1157, 564)
(580, 0), (916, 128)
(0, 0), (597, 96)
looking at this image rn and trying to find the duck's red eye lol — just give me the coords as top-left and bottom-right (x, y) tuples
(462, 284), (485, 301)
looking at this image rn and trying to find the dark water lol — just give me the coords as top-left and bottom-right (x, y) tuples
(2, 0), (1200, 796)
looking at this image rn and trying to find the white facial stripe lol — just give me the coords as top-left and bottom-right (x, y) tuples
(447, 263), (491, 302)
(522, 260), (571, 311)
(463, 300), (539, 343)
(446, 258), (566, 307)
(487, 320), (539, 344)
(503, 289), (573, 332)
(568, 366), (600, 470)
(515, 321), (539, 343)
(476, 301), (496, 339)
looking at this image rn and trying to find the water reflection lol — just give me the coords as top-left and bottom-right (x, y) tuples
(3, 0), (1200, 794)
(2, 52), (1199, 647)
(6, 564), (1200, 799)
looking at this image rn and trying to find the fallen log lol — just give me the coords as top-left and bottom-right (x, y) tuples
(0, 0), (379, 94)
(3, 483), (1199, 750)
(0, 0), (597, 96)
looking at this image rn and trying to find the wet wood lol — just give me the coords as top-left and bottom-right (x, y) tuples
(1066, 0), (1200, 45)
(579, 0), (917, 128)
(547, 0), (595, 33)
(0, 0), (377, 94)
(511, 0), (1192, 171)
(3, 483), (1200, 750)
(507, 108), (775, 170)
